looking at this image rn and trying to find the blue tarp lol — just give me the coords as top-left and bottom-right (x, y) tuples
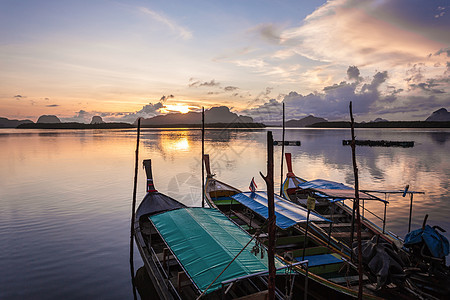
(297, 179), (387, 203)
(297, 179), (351, 203)
(295, 254), (342, 267)
(404, 225), (450, 259)
(231, 191), (330, 229)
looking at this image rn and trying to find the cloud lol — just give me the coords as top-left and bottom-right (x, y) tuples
(46, 104), (59, 107)
(347, 66), (361, 81)
(224, 86), (238, 91)
(410, 80), (446, 94)
(241, 99), (283, 123)
(254, 23), (282, 44)
(61, 110), (91, 123)
(189, 79), (220, 88)
(435, 47), (450, 57)
(160, 94), (174, 102)
(139, 7), (192, 40)
(14, 95), (23, 99)
(244, 64), (449, 121)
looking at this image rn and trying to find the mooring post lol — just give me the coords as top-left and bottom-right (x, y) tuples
(349, 102), (363, 300)
(280, 102), (285, 196)
(260, 131), (276, 300)
(202, 107), (205, 208)
(408, 193), (414, 233)
(129, 118), (141, 300)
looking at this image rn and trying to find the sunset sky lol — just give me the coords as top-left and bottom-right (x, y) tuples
(1, 0), (449, 123)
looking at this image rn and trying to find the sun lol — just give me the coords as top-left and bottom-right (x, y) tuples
(161, 104), (191, 114)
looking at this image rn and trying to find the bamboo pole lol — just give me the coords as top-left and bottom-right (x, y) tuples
(202, 107), (205, 208)
(280, 102), (285, 196)
(129, 118), (141, 300)
(259, 131), (276, 300)
(349, 102), (363, 300)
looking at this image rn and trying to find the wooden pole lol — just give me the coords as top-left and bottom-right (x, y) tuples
(202, 107), (205, 208)
(408, 194), (414, 233)
(129, 118), (141, 300)
(260, 131), (276, 300)
(280, 102), (285, 196)
(349, 102), (363, 300)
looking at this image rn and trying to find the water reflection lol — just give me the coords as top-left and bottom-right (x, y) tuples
(0, 127), (449, 299)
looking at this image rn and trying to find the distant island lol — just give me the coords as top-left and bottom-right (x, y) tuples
(3, 107), (450, 129)
(308, 121), (450, 128)
(17, 122), (134, 129)
(137, 106), (254, 127)
(283, 108), (450, 128)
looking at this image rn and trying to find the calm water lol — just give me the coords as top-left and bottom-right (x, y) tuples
(1, 127), (449, 299)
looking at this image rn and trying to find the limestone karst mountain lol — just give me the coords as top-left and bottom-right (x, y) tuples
(90, 116), (105, 124)
(137, 106), (253, 126)
(0, 117), (33, 128)
(37, 115), (61, 123)
(426, 108), (450, 121)
(285, 115), (328, 127)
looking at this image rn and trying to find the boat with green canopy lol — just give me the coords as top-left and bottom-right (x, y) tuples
(134, 159), (305, 299)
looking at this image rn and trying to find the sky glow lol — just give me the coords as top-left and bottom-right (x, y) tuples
(0, 0), (449, 123)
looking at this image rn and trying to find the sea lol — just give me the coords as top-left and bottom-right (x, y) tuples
(1, 127), (449, 299)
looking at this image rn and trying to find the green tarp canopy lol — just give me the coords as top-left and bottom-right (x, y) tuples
(149, 208), (288, 294)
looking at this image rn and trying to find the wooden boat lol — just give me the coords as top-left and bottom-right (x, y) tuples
(203, 154), (388, 300)
(281, 153), (401, 254)
(134, 159), (304, 299)
(281, 153), (450, 299)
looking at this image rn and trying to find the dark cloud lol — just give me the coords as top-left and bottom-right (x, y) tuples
(189, 79), (220, 88)
(244, 63), (450, 122)
(116, 100), (165, 123)
(14, 95), (23, 99)
(435, 47), (450, 57)
(60, 110), (91, 123)
(241, 99), (283, 122)
(46, 104), (59, 107)
(410, 81), (445, 94)
(347, 66), (361, 81)
(244, 67), (394, 121)
(256, 23), (282, 44)
(160, 95), (174, 102)
(224, 86), (238, 91)
(405, 64), (425, 83)
(200, 80), (219, 87)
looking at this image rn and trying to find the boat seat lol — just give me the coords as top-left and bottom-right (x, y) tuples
(322, 214), (347, 219)
(231, 210), (260, 229)
(295, 253), (343, 267)
(177, 271), (191, 293)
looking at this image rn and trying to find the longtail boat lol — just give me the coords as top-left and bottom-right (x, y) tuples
(202, 154), (390, 299)
(134, 159), (305, 299)
(281, 153), (450, 299)
(281, 152), (402, 254)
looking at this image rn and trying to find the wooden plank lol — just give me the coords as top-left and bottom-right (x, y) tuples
(322, 214), (347, 219)
(316, 222), (352, 228)
(331, 231), (372, 239)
